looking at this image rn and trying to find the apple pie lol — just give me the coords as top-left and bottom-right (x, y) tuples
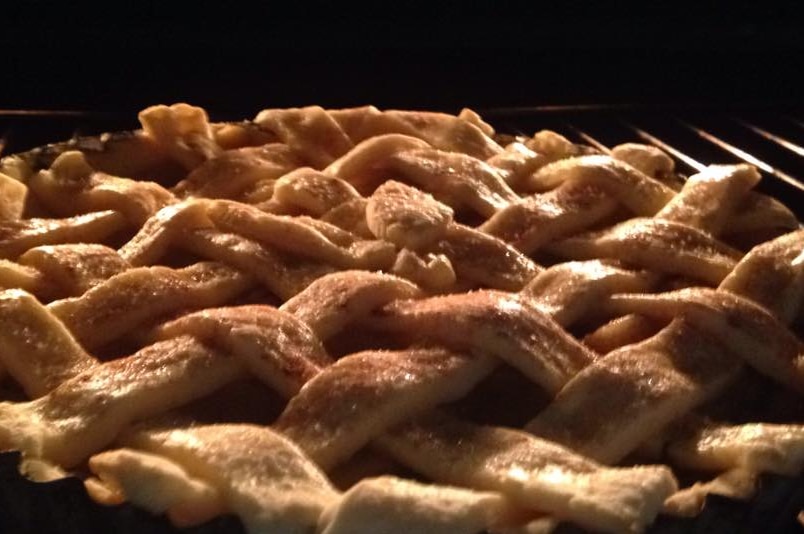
(1, 103), (803, 533)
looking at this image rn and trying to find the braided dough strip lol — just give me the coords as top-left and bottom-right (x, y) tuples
(47, 262), (253, 350)
(379, 412), (677, 534)
(123, 423), (340, 534)
(91, 424), (526, 534)
(527, 228), (804, 463)
(0, 289), (98, 397)
(0, 335), (244, 466)
(366, 290), (597, 395)
(0, 210), (127, 260)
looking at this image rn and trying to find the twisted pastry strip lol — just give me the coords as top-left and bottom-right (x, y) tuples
(275, 347), (497, 470)
(653, 164), (761, 235)
(326, 106), (502, 158)
(607, 288), (804, 393)
(92, 424), (525, 534)
(0, 335), (244, 466)
(86, 448), (228, 527)
(118, 199), (212, 266)
(0, 299), (326, 466)
(149, 305), (330, 398)
(480, 181), (619, 255)
(270, 168), (362, 216)
(0, 259), (51, 297)
(521, 260), (658, 327)
(548, 217), (742, 285)
(120, 199), (390, 299)
(431, 225), (541, 291)
(609, 143), (676, 178)
(582, 314), (662, 354)
(0, 246), (128, 386)
(323, 134), (430, 193)
(255, 106), (356, 168)
(479, 153), (680, 256)
(48, 262), (253, 350)
(0, 289), (97, 397)
(526, 318), (740, 463)
(663, 420), (804, 515)
(491, 128), (598, 189)
(608, 144), (796, 239)
(122, 199), (395, 281)
(138, 103), (222, 170)
(0, 171), (26, 220)
(181, 230), (334, 301)
(720, 228), (804, 323)
(527, 228), (804, 464)
(29, 151), (176, 225)
(205, 200), (396, 271)
(366, 290), (597, 395)
(525, 155), (675, 214)
(122, 423), (340, 534)
(379, 412), (676, 534)
(16, 243), (129, 298)
(279, 270), (422, 340)
(387, 147), (518, 217)
(174, 144), (302, 201)
(0, 210), (127, 260)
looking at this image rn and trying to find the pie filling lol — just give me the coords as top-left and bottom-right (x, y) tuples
(1, 103), (803, 534)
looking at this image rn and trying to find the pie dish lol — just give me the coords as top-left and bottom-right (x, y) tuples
(1, 103), (803, 533)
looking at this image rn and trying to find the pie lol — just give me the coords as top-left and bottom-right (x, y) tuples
(1, 103), (803, 533)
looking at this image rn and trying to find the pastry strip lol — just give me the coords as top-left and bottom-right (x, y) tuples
(368, 290), (597, 395)
(548, 218), (741, 285)
(150, 305), (330, 398)
(279, 270), (422, 340)
(0, 335), (244, 466)
(124, 423), (340, 534)
(0, 210), (127, 260)
(0, 289), (97, 397)
(276, 347), (497, 470)
(29, 151), (175, 225)
(379, 411), (677, 534)
(48, 262), (252, 349)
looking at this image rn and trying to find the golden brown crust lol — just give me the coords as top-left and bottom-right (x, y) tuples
(1, 103), (803, 534)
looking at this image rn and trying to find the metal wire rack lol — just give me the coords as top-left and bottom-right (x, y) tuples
(481, 105), (804, 215)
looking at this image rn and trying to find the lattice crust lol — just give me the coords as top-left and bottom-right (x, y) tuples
(1, 103), (804, 534)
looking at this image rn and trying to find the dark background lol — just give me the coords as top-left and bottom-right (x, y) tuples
(2, 3), (803, 119)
